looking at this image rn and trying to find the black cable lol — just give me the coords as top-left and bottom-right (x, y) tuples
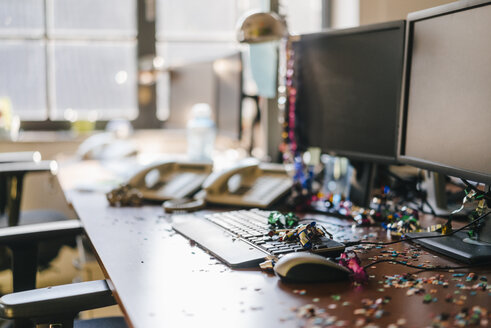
(363, 259), (434, 270)
(461, 179), (491, 201)
(380, 168), (438, 216)
(362, 258), (491, 271)
(344, 211), (491, 247)
(461, 179), (482, 193)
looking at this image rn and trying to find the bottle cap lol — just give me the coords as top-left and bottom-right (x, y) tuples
(191, 103), (212, 119)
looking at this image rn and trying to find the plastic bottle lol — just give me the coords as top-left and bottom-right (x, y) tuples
(187, 103), (216, 162)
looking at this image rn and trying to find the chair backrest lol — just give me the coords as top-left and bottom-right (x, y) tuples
(0, 152), (41, 217)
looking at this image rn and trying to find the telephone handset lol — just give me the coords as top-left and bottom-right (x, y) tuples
(203, 160), (293, 208)
(77, 132), (137, 160)
(128, 161), (213, 201)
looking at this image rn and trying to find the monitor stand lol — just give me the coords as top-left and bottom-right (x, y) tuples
(422, 171), (462, 216)
(407, 185), (491, 264)
(406, 230), (491, 264)
(349, 161), (377, 208)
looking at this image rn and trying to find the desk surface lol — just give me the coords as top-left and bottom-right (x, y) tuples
(61, 166), (491, 328)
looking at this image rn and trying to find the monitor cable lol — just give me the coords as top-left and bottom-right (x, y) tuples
(362, 258), (491, 272)
(381, 167), (437, 216)
(344, 210), (491, 248)
(461, 179), (491, 202)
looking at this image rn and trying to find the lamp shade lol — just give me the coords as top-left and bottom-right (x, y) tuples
(236, 11), (287, 44)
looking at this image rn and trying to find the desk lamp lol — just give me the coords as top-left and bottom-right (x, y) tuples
(236, 11), (287, 44)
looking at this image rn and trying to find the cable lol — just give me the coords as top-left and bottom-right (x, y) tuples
(344, 211), (491, 247)
(362, 258), (491, 271)
(380, 168), (438, 216)
(461, 179), (482, 193)
(461, 179), (491, 201)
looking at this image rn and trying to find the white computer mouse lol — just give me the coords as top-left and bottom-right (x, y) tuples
(274, 252), (351, 283)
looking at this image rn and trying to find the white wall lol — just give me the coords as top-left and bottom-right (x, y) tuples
(359, 0), (456, 25)
(330, 0), (457, 28)
(331, 0), (360, 29)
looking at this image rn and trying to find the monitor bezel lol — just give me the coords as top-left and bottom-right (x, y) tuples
(397, 0), (491, 184)
(295, 20), (406, 165)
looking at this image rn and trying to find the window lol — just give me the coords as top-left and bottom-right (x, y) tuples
(155, 0), (326, 121)
(0, 0), (325, 128)
(155, 0), (264, 120)
(0, 0), (137, 124)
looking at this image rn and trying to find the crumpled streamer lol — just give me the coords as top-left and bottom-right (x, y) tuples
(338, 251), (368, 284)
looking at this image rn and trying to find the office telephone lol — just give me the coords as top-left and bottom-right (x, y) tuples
(77, 132), (138, 160)
(203, 160), (293, 208)
(127, 161), (213, 201)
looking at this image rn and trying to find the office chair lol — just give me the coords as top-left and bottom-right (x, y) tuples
(0, 154), (77, 271)
(0, 153), (127, 327)
(0, 152), (41, 224)
(0, 219), (127, 328)
(0, 154), (60, 227)
(0, 280), (127, 328)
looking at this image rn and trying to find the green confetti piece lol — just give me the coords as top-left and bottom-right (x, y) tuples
(331, 294), (341, 301)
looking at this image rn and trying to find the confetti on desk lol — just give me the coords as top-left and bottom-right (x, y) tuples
(431, 306), (489, 327)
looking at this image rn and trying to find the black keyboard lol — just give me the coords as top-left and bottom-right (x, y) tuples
(172, 209), (346, 268)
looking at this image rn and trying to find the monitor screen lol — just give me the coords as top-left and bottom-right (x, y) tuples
(214, 52), (243, 140)
(401, 1), (491, 264)
(293, 21), (405, 163)
(167, 60), (215, 129)
(167, 52), (242, 140)
(399, 2), (491, 184)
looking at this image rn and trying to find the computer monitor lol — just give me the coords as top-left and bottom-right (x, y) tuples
(214, 52), (243, 140)
(166, 52), (242, 140)
(167, 60), (215, 129)
(294, 20), (406, 163)
(399, 0), (491, 263)
(293, 21), (406, 206)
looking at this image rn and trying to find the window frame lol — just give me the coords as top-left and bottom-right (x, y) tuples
(14, 0), (152, 131)
(16, 0), (331, 131)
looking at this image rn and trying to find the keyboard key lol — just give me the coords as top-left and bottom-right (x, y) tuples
(272, 249), (292, 255)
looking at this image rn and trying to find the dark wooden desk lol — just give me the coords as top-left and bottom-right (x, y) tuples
(61, 165), (491, 328)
